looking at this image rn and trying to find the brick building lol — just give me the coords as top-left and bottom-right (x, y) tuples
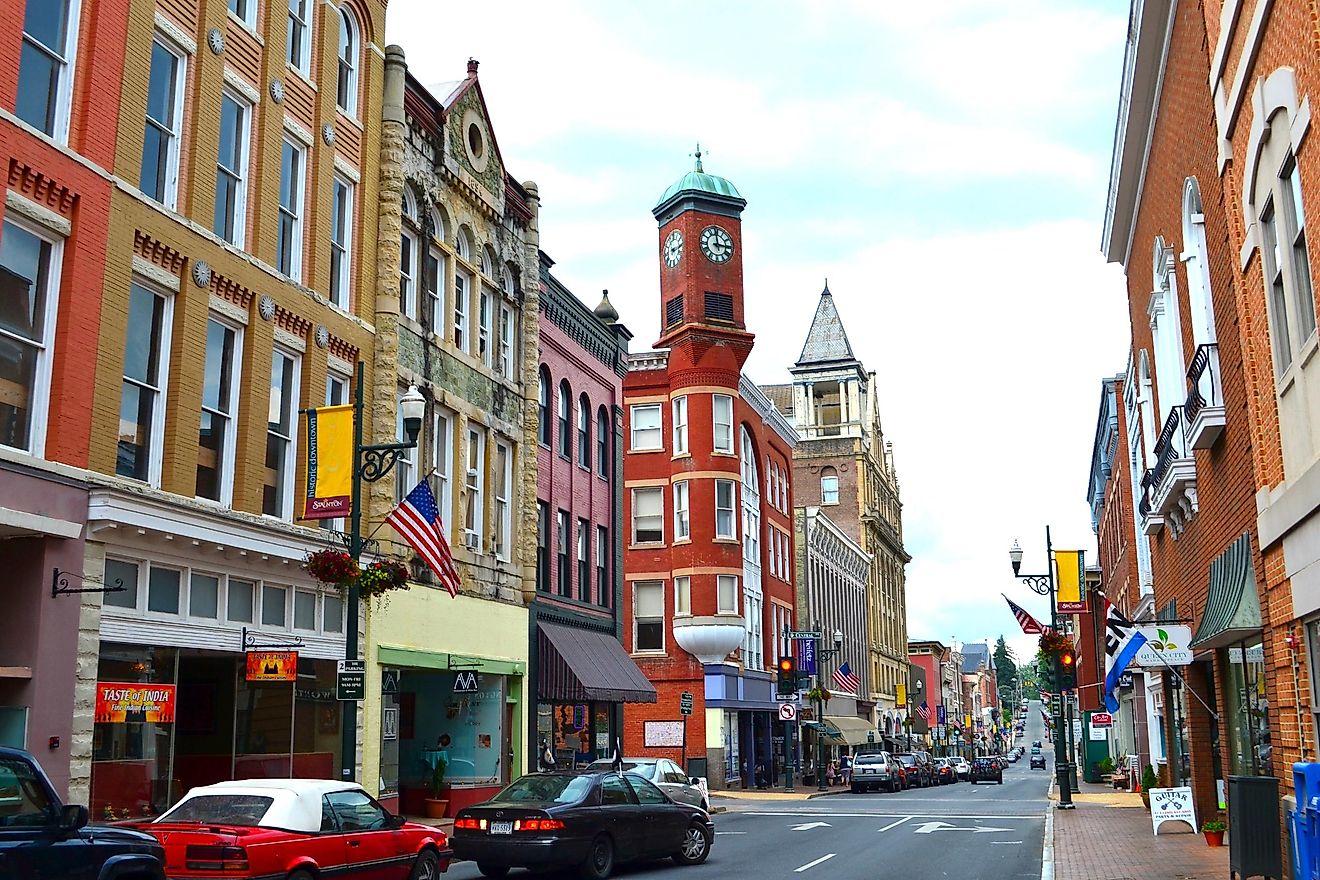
(620, 156), (798, 788)
(907, 639), (964, 756)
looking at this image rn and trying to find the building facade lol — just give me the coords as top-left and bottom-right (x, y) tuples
(761, 284), (909, 731)
(532, 260), (656, 770)
(620, 157), (798, 789)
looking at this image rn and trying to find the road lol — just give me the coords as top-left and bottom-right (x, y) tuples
(443, 703), (1053, 880)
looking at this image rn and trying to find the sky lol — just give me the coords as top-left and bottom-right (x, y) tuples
(385, 0), (1134, 667)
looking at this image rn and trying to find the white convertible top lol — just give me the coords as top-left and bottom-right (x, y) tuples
(156, 779), (368, 834)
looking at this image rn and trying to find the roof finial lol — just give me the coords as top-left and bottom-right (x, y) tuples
(467, 57), (479, 76)
(823, 278), (831, 295)
(691, 142), (704, 173)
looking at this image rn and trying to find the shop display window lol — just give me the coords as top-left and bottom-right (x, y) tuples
(1224, 643), (1271, 775)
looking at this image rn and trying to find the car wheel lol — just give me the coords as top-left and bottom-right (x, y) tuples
(580, 834), (614, 880)
(673, 821), (712, 866)
(410, 850), (441, 880)
(477, 866), (510, 879)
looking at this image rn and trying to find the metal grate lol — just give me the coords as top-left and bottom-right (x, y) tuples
(704, 292), (734, 322)
(665, 295), (684, 326)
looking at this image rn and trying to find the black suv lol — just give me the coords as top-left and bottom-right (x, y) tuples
(0, 747), (164, 880)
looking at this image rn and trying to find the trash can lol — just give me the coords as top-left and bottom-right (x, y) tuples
(1228, 775), (1282, 879)
(1294, 762), (1320, 880)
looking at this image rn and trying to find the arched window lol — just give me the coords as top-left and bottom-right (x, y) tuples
(481, 246), (496, 278)
(739, 425), (763, 670)
(558, 380), (571, 458)
(577, 395), (591, 469)
(400, 188), (419, 320)
(820, 466), (839, 504)
(430, 205), (449, 244)
(537, 365), (551, 446)
(456, 227), (473, 261)
(1182, 178), (1217, 348)
(596, 405), (610, 478)
(1149, 236), (1185, 426)
(335, 7), (359, 114)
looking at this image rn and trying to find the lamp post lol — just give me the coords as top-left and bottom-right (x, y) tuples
(815, 626), (843, 792)
(1009, 529), (1074, 809)
(339, 361), (424, 782)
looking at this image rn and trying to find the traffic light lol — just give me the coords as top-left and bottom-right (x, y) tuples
(1058, 647), (1077, 691)
(777, 656), (797, 696)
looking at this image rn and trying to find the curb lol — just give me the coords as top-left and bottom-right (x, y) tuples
(1041, 803), (1055, 880)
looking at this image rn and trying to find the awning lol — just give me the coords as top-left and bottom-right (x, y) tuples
(824, 715), (876, 746)
(1191, 532), (1262, 650)
(537, 621), (657, 703)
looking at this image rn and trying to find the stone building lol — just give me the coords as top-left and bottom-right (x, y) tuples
(762, 284), (910, 732)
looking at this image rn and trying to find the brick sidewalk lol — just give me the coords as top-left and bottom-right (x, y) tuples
(1052, 798), (1229, 880)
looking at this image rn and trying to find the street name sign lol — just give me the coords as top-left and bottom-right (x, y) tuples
(679, 692), (694, 716)
(336, 659), (365, 701)
(787, 631), (820, 640)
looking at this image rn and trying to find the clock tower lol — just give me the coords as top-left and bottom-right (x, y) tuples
(652, 150), (754, 375)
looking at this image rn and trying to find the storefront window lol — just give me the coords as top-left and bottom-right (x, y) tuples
(724, 710), (739, 782)
(535, 702), (612, 769)
(91, 645), (178, 820)
(1224, 643), (1271, 775)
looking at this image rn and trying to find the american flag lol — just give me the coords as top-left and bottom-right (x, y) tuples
(832, 661), (860, 693)
(916, 700), (930, 722)
(386, 480), (461, 598)
(1002, 593), (1048, 634)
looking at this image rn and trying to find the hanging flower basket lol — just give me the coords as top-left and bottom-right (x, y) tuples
(1039, 630), (1071, 657)
(806, 686), (832, 704)
(356, 560), (411, 599)
(305, 549), (358, 587)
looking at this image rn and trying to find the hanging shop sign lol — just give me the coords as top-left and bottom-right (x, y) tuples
(1132, 625), (1193, 668)
(95, 683), (177, 723)
(1054, 550), (1088, 612)
(246, 651), (298, 682)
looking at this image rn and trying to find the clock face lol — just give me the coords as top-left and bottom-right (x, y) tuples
(663, 230), (684, 268)
(700, 226), (734, 263)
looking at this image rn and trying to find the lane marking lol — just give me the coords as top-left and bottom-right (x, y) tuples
(790, 821), (831, 831)
(913, 821), (1014, 834)
(991, 841), (1023, 845)
(744, 811), (1045, 820)
(794, 854), (836, 873)
(715, 831), (746, 835)
(876, 816), (911, 833)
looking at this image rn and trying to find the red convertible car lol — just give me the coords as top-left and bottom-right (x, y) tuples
(129, 779), (450, 879)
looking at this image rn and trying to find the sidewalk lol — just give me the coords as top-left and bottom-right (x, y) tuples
(712, 787), (850, 801)
(1050, 782), (1229, 880)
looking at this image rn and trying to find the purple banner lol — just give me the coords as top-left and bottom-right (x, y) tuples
(796, 638), (817, 675)
(936, 704), (946, 725)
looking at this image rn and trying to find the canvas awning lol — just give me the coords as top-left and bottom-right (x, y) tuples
(1190, 532), (1263, 650)
(824, 715), (876, 746)
(537, 621), (657, 704)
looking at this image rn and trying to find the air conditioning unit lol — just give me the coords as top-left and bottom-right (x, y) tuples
(463, 531), (480, 550)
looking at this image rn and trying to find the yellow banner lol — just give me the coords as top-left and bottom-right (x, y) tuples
(304, 405), (353, 520)
(1055, 549), (1086, 612)
(896, 682), (906, 704)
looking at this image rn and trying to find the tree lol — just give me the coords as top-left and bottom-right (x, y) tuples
(993, 635), (1019, 710)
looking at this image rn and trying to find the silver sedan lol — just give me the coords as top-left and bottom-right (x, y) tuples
(587, 757), (709, 810)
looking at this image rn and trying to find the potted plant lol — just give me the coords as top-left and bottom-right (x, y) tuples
(424, 756), (448, 819)
(1140, 765), (1158, 809)
(1201, 819), (1226, 847)
(805, 686), (832, 704)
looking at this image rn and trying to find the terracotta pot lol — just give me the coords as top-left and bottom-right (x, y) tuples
(1203, 830), (1224, 847)
(424, 798), (448, 819)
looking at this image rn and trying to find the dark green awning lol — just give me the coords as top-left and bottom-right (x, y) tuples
(1190, 532), (1262, 649)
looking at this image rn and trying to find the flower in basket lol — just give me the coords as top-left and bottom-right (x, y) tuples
(806, 686), (832, 703)
(305, 549), (359, 586)
(357, 559), (411, 599)
(1039, 629), (1071, 657)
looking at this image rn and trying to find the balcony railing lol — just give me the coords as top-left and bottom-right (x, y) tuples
(1150, 406), (1187, 488)
(1139, 405), (1199, 534)
(1184, 343), (1226, 448)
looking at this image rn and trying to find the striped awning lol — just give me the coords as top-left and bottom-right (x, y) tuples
(1190, 532), (1262, 649)
(824, 715), (876, 746)
(537, 621), (657, 704)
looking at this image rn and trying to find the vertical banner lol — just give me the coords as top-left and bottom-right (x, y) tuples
(896, 681), (907, 705)
(1054, 549), (1087, 612)
(936, 704), (947, 725)
(303, 405), (354, 520)
(796, 638), (817, 675)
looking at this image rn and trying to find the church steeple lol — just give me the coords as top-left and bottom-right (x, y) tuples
(796, 280), (858, 368)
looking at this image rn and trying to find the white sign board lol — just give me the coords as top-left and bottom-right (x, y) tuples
(1088, 724), (1108, 741)
(778, 703), (798, 722)
(644, 720), (685, 747)
(1149, 786), (1197, 834)
(1132, 625), (1193, 668)
(1073, 720), (1083, 742)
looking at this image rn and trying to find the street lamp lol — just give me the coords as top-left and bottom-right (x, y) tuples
(339, 362), (424, 782)
(1008, 528), (1074, 809)
(814, 624), (845, 791)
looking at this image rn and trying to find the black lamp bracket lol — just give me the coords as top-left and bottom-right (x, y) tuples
(52, 568), (125, 599)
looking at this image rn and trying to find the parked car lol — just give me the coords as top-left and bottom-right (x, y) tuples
(0, 747), (165, 880)
(452, 771), (713, 879)
(1030, 753), (1048, 770)
(949, 757), (971, 780)
(1032, 740), (1042, 749)
(933, 759), (955, 785)
(586, 758), (708, 810)
(132, 779), (449, 880)
(851, 752), (901, 793)
(970, 757), (1003, 784)
(893, 754), (932, 788)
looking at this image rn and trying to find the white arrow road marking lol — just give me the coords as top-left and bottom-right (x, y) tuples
(715, 831), (747, 835)
(790, 821), (832, 831)
(990, 841), (1023, 845)
(912, 821), (1015, 834)
(876, 816), (911, 833)
(794, 854), (836, 872)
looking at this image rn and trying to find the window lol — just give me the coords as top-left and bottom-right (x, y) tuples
(596, 406), (610, 478)
(558, 381), (571, 458)
(228, 0), (256, 28)
(537, 366), (551, 446)
(17, 0), (78, 139)
(262, 584), (287, 627)
(293, 590), (316, 630)
(494, 441), (511, 561)
(454, 269), (469, 350)
(499, 304), (515, 379)
(227, 578), (254, 622)
(214, 93), (249, 246)
(400, 228), (417, 321)
(557, 510), (569, 596)
(675, 575), (690, 616)
(335, 7), (358, 114)
(329, 177), (353, 309)
(464, 426), (485, 551)
(577, 395), (591, 469)
(673, 481), (690, 540)
(577, 519), (589, 602)
(286, 0), (311, 74)
(0, 220), (60, 455)
(704, 291), (734, 322)
(478, 284), (493, 367)
(630, 404), (662, 450)
(433, 408), (453, 532)
(715, 479), (736, 539)
(717, 574), (738, 614)
(190, 574), (219, 619)
(596, 524), (608, 607)
(633, 487), (663, 544)
(147, 566), (181, 614)
(821, 467), (839, 504)
(276, 139), (304, 280)
(103, 559), (139, 609)
(634, 581), (663, 651)
(117, 282), (171, 484)
(140, 36), (184, 207)
(197, 318), (241, 502)
(713, 395), (733, 453)
(536, 502), (550, 592)
(672, 396), (688, 455)
(665, 295), (683, 327)
(323, 593), (343, 632)
(263, 350), (299, 519)
(425, 248), (445, 334)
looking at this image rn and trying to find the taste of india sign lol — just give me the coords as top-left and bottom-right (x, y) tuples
(95, 683), (176, 723)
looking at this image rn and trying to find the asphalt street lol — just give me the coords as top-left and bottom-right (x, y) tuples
(443, 704), (1053, 880)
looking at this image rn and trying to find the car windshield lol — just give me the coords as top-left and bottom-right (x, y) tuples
(0, 757), (57, 828)
(855, 755), (885, 765)
(896, 755), (917, 766)
(158, 794), (275, 826)
(587, 761), (655, 775)
(491, 775), (594, 805)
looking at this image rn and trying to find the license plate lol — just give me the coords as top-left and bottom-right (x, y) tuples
(490, 821), (513, 835)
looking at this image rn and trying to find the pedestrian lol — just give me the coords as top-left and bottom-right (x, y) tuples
(839, 753), (852, 786)
(826, 760), (837, 786)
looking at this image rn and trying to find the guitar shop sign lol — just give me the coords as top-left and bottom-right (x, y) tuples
(1149, 786), (1197, 835)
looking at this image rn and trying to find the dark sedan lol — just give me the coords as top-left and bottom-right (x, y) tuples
(451, 771), (713, 879)
(970, 757), (1003, 784)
